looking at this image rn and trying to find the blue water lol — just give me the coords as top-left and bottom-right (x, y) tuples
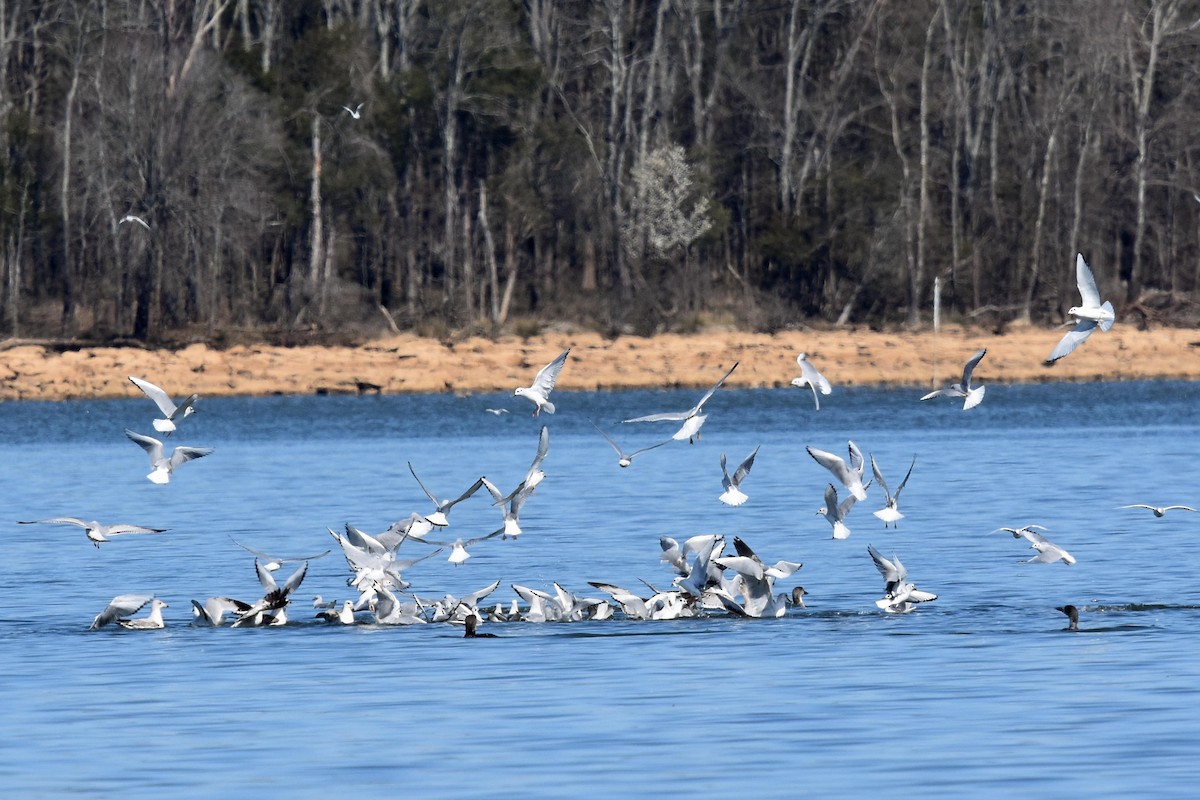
(3, 381), (1200, 797)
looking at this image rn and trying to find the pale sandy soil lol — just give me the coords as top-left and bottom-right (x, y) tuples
(0, 323), (1197, 402)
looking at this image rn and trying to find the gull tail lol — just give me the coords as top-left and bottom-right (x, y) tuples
(542, 400), (556, 415)
(718, 488), (748, 507)
(152, 418), (176, 434)
(832, 522), (851, 540)
(963, 385), (985, 410)
(1099, 301), (1115, 332)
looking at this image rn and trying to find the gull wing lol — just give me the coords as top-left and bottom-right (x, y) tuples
(444, 477), (486, 510)
(526, 425), (550, 476)
(463, 528), (505, 548)
(104, 524), (166, 536)
(867, 544), (905, 585)
(628, 439), (672, 459)
(1075, 253), (1101, 309)
(407, 462), (440, 504)
(823, 483), (840, 515)
(531, 349), (570, 396)
(230, 537), (329, 563)
(961, 348), (987, 387)
(797, 354), (832, 394)
(124, 429), (164, 462)
(128, 376), (178, 416)
(690, 361), (739, 415)
(19, 517), (88, 528)
(1046, 320), (1097, 363)
(847, 440), (865, 475)
(592, 423), (625, 458)
(732, 446), (759, 486)
(808, 446), (852, 484)
(623, 410), (689, 423)
(870, 456), (891, 502)
(91, 594), (154, 629)
(892, 456), (916, 500)
(168, 446), (214, 469)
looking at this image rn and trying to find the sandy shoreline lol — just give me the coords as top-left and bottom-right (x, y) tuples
(0, 323), (1197, 402)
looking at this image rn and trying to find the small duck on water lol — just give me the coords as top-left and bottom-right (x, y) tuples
(1056, 604), (1080, 632)
(463, 613), (497, 638)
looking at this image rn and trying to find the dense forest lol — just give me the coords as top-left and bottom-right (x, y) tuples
(1, 0), (1199, 344)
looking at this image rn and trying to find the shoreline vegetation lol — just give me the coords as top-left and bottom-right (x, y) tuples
(1, 323), (1197, 403)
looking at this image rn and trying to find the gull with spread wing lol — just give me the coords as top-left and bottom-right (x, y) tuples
(513, 349), (570, 416)
(129, 376), (199, 435)
(867, 544), (937, 613)
(807, 440), (868, 501)
(407, 461), (485, 527)
(871, 455), (915, 528)
(18, 517), (166, 548)
(1046, 253), (1115, 363)
(623, 361), (739, 444)
(593, 422), (672, 468)
(124, 429), (213, 484)
(718, 446), (760, 507)
(791, 352), (832, 410)
(921, 348), (987, 410)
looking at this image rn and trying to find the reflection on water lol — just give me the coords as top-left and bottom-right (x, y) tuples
(2, 382), (1200, 797)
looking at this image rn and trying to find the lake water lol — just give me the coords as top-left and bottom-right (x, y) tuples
(3, 380), (1200, 797)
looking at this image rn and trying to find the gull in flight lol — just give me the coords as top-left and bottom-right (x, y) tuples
(129, 376), (199, 435)
(921, 348), (987, 410)
(407, 461), (485, 527)
(480, 477), (530, 538)
(807, 440), (868, 501)
(414, 528), (504, 565)
(91, 594), (167, 630)
(995, 525), (1076, 565)
(867, 545), (937, 613)
(513, 349), (570, 416)
(871, 455), (915, 528)
(791, 352), (832, 410)
(817, 483), (860, 539)
(118, 213), (151, 230)
(18, 517), (166, 548)
(718, 446), (760, 507)
(593, 422), (671, 468)
(1120, 504), (1197, 517)
(229, 537), (331, 571)
(484, 408), (509, 415)
(124, 429), (214, 484)
(623, 361), (739, 443)
(343, 102), (364, 119)
(1046, 253), (1115, 363)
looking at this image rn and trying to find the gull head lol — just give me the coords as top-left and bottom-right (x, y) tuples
(618, 457), (632, 468)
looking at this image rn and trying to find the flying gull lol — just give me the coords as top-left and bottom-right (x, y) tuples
(871, 455), (915, 528)
(1046, 253), (1115, 363)
(623, 361), (739, 443)
(128, 376), (199, 435)
(791, 352), (832, 410)
(921, 348), (987, 410)
(807, 440), (868, 501)
(18, 517), (166, 548)
(593, 422), (671, 468)
(513, 349), (570, 416)
(124, 429), (213, 484)
(718, 446), (760, 507)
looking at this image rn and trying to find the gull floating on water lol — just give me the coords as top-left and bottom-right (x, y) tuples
(407, 462), (485, 527)
(513, 349), (570, 416)
(921, 348), (987, 410)
(711, 537), (803, 618)
(316, 600), (357, 624)
(91, 594), (166, 630)
(124, 429), (214, 484)
(807, 440), (868, 501)
(871, 455), (915, 528)
(817, 483), (860, 539)
(718, 446), (760, 506)
(128, 376), (198, 435)
(624, 361), (738, 443)
(18, 517), (166, 548)
(1120, 504), (1197, 517)
(867, 544), (937, 613)
(191, 596), (250, 626)
(1046, 253), (1115, 363)
(791, 352), (832, 410)
(593, 422), (672, 468)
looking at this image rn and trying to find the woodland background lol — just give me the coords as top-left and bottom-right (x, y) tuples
(1, 0), (1199, 345)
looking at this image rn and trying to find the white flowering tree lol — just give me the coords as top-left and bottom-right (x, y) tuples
(623, 143), (713, 278)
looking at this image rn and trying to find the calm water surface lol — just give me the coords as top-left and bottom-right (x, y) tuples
(3, 381), (1200, 797)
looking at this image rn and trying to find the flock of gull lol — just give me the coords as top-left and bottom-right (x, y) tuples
(24, 253), (1188, 635)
